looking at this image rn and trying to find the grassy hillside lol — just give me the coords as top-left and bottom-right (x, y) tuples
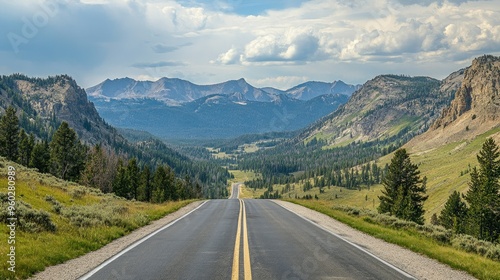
(0, 158), (195, 279)
(406, 127), (500, 220)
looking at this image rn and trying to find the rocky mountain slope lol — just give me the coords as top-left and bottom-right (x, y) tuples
(0, 74), (120, 144)
(406, 55), (500, 151)
(301, 74), (457, 147)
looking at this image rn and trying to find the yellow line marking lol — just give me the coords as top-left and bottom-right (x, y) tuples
(232, 199), (242, 280)
(242, 200), (252, 280)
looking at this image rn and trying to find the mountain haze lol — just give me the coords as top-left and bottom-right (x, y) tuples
(286, 81), (361, 100)
(91, 92), (349, 139)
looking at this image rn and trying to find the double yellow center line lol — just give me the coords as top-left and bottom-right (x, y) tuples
(232, 199), (252, 280)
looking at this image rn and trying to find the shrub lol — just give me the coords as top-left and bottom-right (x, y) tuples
(45, 195), (62, 214)
(70, 186), (87, 199)
(0, 194), (57, 232)
(61, 200), (131, 228)
(451, 235), (500, 261)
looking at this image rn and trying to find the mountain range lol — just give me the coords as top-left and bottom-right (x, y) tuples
(87, 78), (359, 105)
(87, 78), (358, 139)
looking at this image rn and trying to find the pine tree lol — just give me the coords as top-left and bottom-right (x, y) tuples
(378, 149), (428, 224)
(138, 165), (152, 202)
(126, 158), (140, 200)
(464, 138), (500, 241)
(152, 165), (167, 203)
(0, 106), (20, 161)
(18, 130), (35, 166)
(439, 191), (467, 233)
(113, 159), (130, 198)
(49, 122), (86, 181)
(81, 144), (117, 193)
(30, 140), (50, 173)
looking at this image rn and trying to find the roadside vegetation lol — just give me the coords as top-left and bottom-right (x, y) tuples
(0, 158), (195, 279)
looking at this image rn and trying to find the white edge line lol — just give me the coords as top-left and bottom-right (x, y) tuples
(79, 200), (208, 280)
(272, 201), (417, 280)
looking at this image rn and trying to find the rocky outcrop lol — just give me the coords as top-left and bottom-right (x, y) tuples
(406, 55), (500, 152)
(432, 55), (500, 130)
(1, 74), (122, 145)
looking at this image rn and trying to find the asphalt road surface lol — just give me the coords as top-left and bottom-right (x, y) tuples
(81, 185), (415, 280)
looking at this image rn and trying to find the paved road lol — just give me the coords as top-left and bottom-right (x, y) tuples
(81, 198), (415, 280)
(229, 183), (241, 199)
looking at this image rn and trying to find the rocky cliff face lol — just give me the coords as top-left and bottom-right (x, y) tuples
(432, 55), (500, 129)
(407, 55), (500, 151)
(0, 74), (121, 144)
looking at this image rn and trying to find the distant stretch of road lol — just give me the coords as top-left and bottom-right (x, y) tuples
(229, 183), (241, 199)
(81, 184), (415, 280)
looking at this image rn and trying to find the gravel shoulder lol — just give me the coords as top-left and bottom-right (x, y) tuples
(29, 200), (205, 280)
(273, 200), (477, 280)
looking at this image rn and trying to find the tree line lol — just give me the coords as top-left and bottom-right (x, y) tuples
(0, 106), (204, 202)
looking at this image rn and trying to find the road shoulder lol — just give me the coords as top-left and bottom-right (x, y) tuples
(29, 200), (206, 280)
(273, 200), (477, 280)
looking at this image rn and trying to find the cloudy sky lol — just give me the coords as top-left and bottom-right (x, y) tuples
(1, 0), (499, 89)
